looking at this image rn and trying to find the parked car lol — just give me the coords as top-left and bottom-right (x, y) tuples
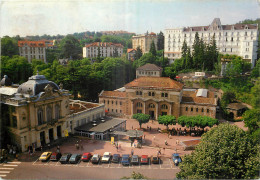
(111, 154), (120, 163)
(151, 156), (160, 164)
(140, 155), (149, 164)
(39, 152), (52, 162)
(59, 153), (72, 164)
(91, 154), (100, 164)
(172, 153), (182, 166)
(101, 152), (111, 163)
(121, 154), (130, 166)
(131, 155), (139, 165)
(69, 154), (81, 164)
(81, 152), (92, 162)
(50, 152), (62, 161)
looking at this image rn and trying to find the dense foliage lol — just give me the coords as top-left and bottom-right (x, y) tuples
(132, 113), (150, 128)
(1, 36), (19, 57)
(177, 123), (260, 179)
(157, 115), (176, 129)
(121, 171), (148, 179)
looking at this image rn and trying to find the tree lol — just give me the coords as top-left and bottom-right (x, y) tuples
(134, 46), (142, 60)
(192, 32), (200, 69)
(158, 115), (176, 129)
(177, 123), (259, 179)
(59, 35), (82, 59)
(1, 36), (19, 57)
(113, 47), (119, 57)
(220, 91), (236, 109)
(97, 46), (101, 62)
(121, 171), (148, 179)
(157, 31), (164, 50)
(132, 113), (150, 128)
(243, 109), (260, 133)
(149, 40), (157, 57)
(133, 53), (157, 68)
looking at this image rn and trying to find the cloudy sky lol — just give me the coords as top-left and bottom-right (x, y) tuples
(0, 0), (259, 37)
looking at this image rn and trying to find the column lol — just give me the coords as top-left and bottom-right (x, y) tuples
(143, 102), (146, 114)
(156, 103), (159, 119)
(169, 103), (172, 115)
(131, 101), (134, 116)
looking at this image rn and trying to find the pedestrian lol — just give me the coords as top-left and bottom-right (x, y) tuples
(116, 145), (118, 152)
(163, 147), (165, 154)
(147, 125), (149, 129)
(131, 141), (133, 147)
(153, 136), (155, 141)
(40, 145), (43, 152)
(165, 139), (168, 145)
(158, 148), (161, 155)
(57, 146), (60, 153)
(81, 144), (84, 150)
(176, 139), (179, 145)
(143, 135), (145, 139)
(150, 126), (151, 131)
(169, 134), (171, 139)
(48, 144), (50, 150)
(131, 149), (134, 156)
(132, 126), (133, 129)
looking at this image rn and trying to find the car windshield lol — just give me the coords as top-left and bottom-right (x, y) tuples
(93, 157), (97, 160)
(104, 155), (109, 158)
(142, 158), (147, 161)
(133, 158), (137, 161)
(174, 155), (179, 158)
(41, 155), (46, 157)
(153, 157), (158, 160)
(83, 155), (87, 158)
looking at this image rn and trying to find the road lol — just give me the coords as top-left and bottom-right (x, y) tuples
(1, 157), (180, 179)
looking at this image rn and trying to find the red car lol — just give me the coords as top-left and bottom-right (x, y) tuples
(141, 155), (149, 164)
(81, 152), (92, 162)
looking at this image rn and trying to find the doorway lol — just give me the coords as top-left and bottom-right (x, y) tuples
(57, 126), (62, 138)
(49, 128), (54, 142)
(149, 111), (155, 119)
(40, 131), (46, 146)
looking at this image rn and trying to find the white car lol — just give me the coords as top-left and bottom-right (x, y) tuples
(101, 152), (111, 163)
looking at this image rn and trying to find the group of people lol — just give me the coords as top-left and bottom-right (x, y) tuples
(75, 140), (84, 150)
(7, 144), (18, 159)
(169, 127), (207, 136)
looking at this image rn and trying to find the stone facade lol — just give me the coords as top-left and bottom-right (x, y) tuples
(164, 18), (259, 66)
(132, 32), (157, 54)
(136, 64), (163, 78)
(99, 77), (217, 120)
(83, 42), (123, 59)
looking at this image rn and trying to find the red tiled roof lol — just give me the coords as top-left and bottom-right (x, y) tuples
(125, 77), (183, 91)
(85, 42), (124, 48)
(127, 48), (136, 53)
(18, 40), (46, 47)
(137, 63), (162, 71)
(182, 90), (216, 105)
(100, 91), (126, 98)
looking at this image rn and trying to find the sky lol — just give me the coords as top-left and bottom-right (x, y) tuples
(0, 0), (259, 37)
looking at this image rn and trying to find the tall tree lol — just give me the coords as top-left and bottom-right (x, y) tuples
(157, 31), (164, 50)
(59, 35), (82, 59)
(132, 113), (150, 128)
(192, 32), (200, 69)
(97, 46), (101, 62)
(177, 123), (259, 179)
(1, 36), (19, 57)
(134, 46), (142, 60)
(149, 40), (157, 57)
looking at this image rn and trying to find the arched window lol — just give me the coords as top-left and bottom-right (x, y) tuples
(149, 92), (151, 96)
(37, 108), (44, 125)
(161, 104), (168, 109)
(202, 108), (204, 112)
(55, 104), (60, 120)
(136, 102), (143, 107)
(103, 100), (105, 104)
(245, 55), (249, 58)
(161, 93), (165, 97)
(140, 91), (142, 95)
(112, 101), (114, 104)
(152, 92), (155, 96)
(165, 93), (168, 97)
(46, 106), (52, 122)
(148, 103), (155, 108)
(136, 91), (139, 95)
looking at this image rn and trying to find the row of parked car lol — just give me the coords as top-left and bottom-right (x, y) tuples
(39, 152), (162, 165)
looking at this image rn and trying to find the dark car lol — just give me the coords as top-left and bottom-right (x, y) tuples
(59, 153), (72, 164)
(131, 155), (139, 165)
(172, 153), (182, 166)
(140, 155), (149, 164)
(50, 152), (62, 161)
(81, 152), (92, 162)
(91, 154), (100, 164)
(111, 154), (120, 163)
(151, 156), (160, 164)
(121, 154), (130, 166)
(69, 154), (81, 164)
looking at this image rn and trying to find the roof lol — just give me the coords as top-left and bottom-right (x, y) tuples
(85, 42), (124, 48)
(0, 87), (18, 96)
(136, 64), (162, 71)
(99, 91), (126, 98)
(127, 48), (136, 53)
(183, 24), (257, 32)
(182, 90), (216, 105)
(18, 40), (46, 47)
(75, 118), (126, 133)
(196, 89), (208, 97)
(226, 103), (248, 110)
(125, 77), (184, 91)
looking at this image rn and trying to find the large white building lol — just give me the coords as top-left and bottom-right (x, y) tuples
(164, 18), (259, 66)
(83, 42), (123, 59)
(18, 40), (54, 64)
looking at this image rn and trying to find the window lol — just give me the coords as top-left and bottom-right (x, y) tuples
(55, 104), (60, 120)
(136, 102), (143, 107)
(245, 55), (249, 58)
(120, 110), (122, 113)
(136, 91), (139, 95)
(13, 116), (17, 128)
(112, 101), (113, 104)
(149, 92), (151, 96)
(116, 101), (118, 105)
(161, 93), (164, 97)
(196, 108), (198, 112)
(152, 92), (155, 96)
(148, 103), (155, 108)
(46, 106), (52, 122)
(245, 32), (247, 36)
(120, 101), (122, 105)
(103, 100), (105, 103)
(231, 48), (232, 52)
(108, 100), (109, 104)
(112, 109), (114, 112)
(207, 109), (209, 113)
(108, 108), (109, 111)
(161, 104), (168, 109)
(191, 107), (193, 112)
(231, 37), (233, 42)
(202, 108), (204, 112)
(38, 108), (44, 125)
(185, 107), (188, 111)
(165, 93), (168, 97)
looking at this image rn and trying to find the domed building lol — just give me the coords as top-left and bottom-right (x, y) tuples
(0, 73), (70, 152)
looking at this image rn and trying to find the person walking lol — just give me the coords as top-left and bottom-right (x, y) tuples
(131, 149), (134, 156)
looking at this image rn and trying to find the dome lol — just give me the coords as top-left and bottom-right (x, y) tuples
(17, 74), (59, 95)
(1, 75), (12, 86)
